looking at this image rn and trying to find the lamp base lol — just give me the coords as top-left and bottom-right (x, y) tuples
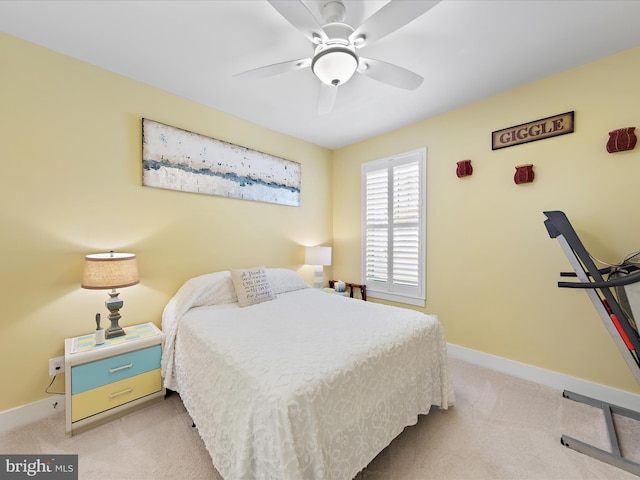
(105, 290), (126, 339)
(105, 325), (126, 339)
(313, 265), (324, 289)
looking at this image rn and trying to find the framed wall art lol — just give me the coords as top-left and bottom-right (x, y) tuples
(142, 119), (301, 206)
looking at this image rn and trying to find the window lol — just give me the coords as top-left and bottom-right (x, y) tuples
(361, 148), (426, 306)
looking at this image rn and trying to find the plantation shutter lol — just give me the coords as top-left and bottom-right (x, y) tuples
(392, 161), (420, 287)
(362, 149), (426, 305)
(364, 168), (388, 284)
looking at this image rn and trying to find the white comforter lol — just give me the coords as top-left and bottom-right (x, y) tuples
(162, 273), (454, 480)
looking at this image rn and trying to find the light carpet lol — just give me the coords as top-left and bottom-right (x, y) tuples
(2, 358), (638, 479)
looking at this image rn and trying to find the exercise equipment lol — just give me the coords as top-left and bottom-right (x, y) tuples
(543, 210), (640, 476)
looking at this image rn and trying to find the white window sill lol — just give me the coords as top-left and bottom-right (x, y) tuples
(367, 291), (425, 307)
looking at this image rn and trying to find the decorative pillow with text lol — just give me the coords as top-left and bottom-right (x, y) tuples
(230, 266), (276, 307)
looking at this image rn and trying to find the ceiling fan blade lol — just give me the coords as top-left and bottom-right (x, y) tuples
(358, 57), (423, 90)
(317, 83), (338, 115)
(349, 0), (440, 48)
(268, 0), (327, 44)
(234, 58), (311, 80)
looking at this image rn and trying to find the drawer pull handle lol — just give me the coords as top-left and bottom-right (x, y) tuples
(109, 363), (133, 374)
(109, 388), (133, 399)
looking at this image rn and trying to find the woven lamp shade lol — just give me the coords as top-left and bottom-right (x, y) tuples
(81, 253), (139, 290)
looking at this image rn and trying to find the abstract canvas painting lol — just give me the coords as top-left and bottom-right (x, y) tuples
(142, 119), (301, 206)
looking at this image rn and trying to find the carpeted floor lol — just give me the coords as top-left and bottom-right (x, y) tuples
(2, 358), (639, 479)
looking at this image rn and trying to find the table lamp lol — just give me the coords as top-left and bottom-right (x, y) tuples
(81, 251), (139, 339)
(305, 246), (332, 288)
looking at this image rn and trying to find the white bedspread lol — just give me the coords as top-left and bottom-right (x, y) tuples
(164, 283), (454, 480)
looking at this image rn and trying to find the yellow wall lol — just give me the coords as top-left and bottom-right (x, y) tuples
(3, 31), (640, 413)
(333, 46), (640, 395)
(0, 33), (333, 411)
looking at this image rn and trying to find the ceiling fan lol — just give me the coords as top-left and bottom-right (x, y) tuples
(235, 0), (440, 114)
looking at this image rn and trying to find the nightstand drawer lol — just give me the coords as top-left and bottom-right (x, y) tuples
(71, 345), (161, 394)
(71, 369), (162, 422)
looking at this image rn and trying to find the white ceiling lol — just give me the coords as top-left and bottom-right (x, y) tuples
(2, 0), (640, 149)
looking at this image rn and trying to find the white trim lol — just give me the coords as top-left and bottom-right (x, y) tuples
(361, 147), (427, 305)
(367, 290), (425, 307)
(447, 343), (640, 412)
(0, 394), (65, 434)
(5, 346), (638, 433)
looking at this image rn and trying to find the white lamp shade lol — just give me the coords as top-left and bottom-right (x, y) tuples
(305, 246), (332, 266)
(312, 47), (358, 86)
(81, 252), (139, 290)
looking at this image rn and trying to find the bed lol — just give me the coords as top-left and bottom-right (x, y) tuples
(161, 267), (455, 480)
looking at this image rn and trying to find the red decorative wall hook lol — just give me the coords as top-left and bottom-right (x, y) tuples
(456, 159), (473, 177)
(514, 164), (534, 184)
(606, 127), (637, 153)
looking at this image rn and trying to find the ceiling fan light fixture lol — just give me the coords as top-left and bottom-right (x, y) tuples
(312, 46), (358, 86)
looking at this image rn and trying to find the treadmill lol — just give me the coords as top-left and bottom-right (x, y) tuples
(543, 210), (640, 476)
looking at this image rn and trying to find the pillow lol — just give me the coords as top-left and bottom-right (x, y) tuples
(266, 268), (310, 295)
(190, 271), (238, 307)
(229, 266), (276, 307)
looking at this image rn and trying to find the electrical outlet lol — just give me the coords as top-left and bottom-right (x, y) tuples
(49, 356), (64, 376)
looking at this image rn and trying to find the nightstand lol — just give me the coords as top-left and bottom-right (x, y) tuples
(64, 322), (165, 436)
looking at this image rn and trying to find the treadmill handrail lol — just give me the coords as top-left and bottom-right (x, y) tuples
(560, 264), (640, 278)
(558, 270), (640, 289)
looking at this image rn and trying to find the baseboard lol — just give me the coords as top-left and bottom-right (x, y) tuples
(448, 343), (640, 412)
(0, 394), (65, 434)
(3, 347), (639, 434)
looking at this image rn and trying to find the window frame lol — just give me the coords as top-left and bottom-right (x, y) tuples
(361, 148), (427, 306)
